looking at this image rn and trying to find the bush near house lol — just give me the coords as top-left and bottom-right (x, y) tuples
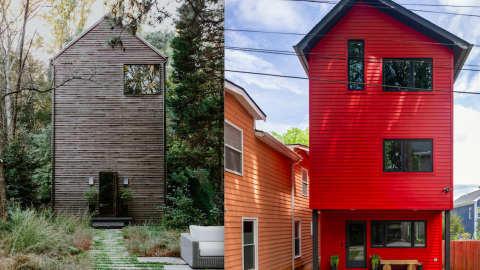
(122, 225), (186, 257)
(0, 200), (94, 270)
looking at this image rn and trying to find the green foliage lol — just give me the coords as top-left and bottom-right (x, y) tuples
(370, 254), (381, 269)
(82, 188), (98, 205)
(122, 225), (184, 256)
(442, 212), (466, 240)
(476, 220), (480, 239)
(271, 127), (309, 146)
(119, 187), (133, 203)
(330, 254), (340, 266)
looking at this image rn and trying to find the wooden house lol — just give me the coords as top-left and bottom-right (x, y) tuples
(50, 16), (167, 224)
(294, 0), (472, 269)
(224, 79), (318, 270)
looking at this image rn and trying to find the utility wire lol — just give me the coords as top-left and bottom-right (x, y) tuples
(226, 28), (479, 48)
(226, 46), (480, 72)
(281, 0), (480, 18)
(225, 69), (480, 95)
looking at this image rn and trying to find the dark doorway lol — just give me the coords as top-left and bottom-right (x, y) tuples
(99, 172), (118, 216)
(346, 221), (367, 268)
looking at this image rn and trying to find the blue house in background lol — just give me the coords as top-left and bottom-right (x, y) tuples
(453, 189), (480, 238)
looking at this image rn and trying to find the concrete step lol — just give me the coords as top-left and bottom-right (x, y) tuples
(92, 217), (133, 222)
(92, 221), (125, 228)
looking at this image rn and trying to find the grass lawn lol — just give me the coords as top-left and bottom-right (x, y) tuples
(122, 225), (187, 257)
(349, 250), (361, 260)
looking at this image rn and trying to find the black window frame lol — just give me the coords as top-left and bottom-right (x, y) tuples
(383, 139), (433, 172)
(348, 40), (365, 91)
(123, 64), (162, 95)
(371, 220), (427, 248)
(382, 58), (433, 92)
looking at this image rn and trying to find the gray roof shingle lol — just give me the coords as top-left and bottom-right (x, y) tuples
(454, 189), (480, 207)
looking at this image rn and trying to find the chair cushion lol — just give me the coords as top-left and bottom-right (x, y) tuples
(189, 225), (225, 242)
(199, 241), (225, 257)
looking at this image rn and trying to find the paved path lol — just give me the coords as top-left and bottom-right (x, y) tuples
(91, 229), (168, 270)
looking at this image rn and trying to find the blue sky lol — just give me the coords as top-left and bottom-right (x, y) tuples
(225, 0), (480, 199)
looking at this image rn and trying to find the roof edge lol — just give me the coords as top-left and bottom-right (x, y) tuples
(255, 131), (302, 161)
(225, 79), (267, 121)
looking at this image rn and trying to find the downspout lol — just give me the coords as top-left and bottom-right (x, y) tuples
(291, 157), (301, 270)
(50, 60), (55, 212)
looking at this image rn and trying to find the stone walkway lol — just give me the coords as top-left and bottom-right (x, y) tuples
(91, 229), (168, 270)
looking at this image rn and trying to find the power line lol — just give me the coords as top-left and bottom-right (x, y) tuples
(225, 69), (480, 95)
(225, 28), (479, 48)
(281, 0), (480, 18)
(226, 46), (480, 72)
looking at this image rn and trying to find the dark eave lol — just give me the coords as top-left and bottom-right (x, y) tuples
(294, 0), (473, 82)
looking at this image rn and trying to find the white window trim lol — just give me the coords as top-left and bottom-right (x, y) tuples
(477, 206), (480, 219)
(242, 217), (258, 270)
(301, 168), (308, 197)
(469, 207), (472, 219)
(225, 120), (243, 176)
(294, 220), (301, 258)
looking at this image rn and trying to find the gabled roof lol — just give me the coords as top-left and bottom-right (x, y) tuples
(225, 79), (267, 121)
(255, 130), (302, 161)
(454, 189), (480, 208)
(51, 15), (167, 62)
(293, 0), (473, 81)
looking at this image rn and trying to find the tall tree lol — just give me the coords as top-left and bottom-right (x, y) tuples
(41, 0), (95, 53)
(272, 127), (309, 146)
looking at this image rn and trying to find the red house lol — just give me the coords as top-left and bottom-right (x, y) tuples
(294, 0), (472, 269)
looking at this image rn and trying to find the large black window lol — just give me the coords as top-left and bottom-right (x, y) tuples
(384, 139), (433, 172)
(348, 40), (364, 90)
(371, 221), (426, 248)
(124, 64), (161, 95)
(383, 59), (432, 91)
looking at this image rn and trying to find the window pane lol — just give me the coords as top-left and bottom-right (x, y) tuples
(384, 140), (402, 171)
(244, 245), (255, 270)
(295, 221), (300, 238)
(349, 59), (364, 90)
(405, 141), (432, 171)
(243, 221), (254, 245)
(414, 222), (426, 247)
(124, 64), (161, 94)
(295, 238), (300, 256)
(349, 41), (363, 55)
(478, 207), (480, 218)
(225, 123), (242, 150)
(302, 182), (308, 196)
(371, 221), (383, 247)
(348, 222), (365, 261)
(384, 60), (410, 91)
(413, 60), (432, 89)
(386, 221), (411, 247)
(225, 147), (242, 173)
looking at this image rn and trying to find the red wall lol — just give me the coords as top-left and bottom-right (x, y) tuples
(320, 210), (443, 270)
(309, 1), (454, 210)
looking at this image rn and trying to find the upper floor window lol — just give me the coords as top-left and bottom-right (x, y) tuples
(383, 59), (432, 92)
(469, 207), (472, 219)
(225, 121), (243, 175)
(348, 40), (364, 90)
(371, 220), (426, 248)
(384, 139), (433, 172)
(301, 169), (308, 196)
(478, 207), (480, 219)
(124, 64), (161, 95)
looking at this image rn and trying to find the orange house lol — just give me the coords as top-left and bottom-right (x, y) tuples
(225, 79), (317, 270)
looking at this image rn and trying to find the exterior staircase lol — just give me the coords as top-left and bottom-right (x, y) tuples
(91, 217), (133, 229)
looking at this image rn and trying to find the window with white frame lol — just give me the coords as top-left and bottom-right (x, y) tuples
(301, 169), (308, 196)
(243, 218), (257, 270)
(225, 121), (243, 175)
(478, 207), (480, 219)
(295, 220), (301, 257)
(469, 207), (472, 219)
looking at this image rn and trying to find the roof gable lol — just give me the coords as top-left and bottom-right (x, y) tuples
(294, 0), (473, 81)
(225, 79), (267, 121)
(454, 189), (480, 207)
(51, 15), (167, 62)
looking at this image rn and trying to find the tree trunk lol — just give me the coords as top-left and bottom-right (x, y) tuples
(0, 112), (7, 221)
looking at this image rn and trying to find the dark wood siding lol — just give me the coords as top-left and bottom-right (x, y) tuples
(308, 1), (454, 210)
(52, 18), (166, 222)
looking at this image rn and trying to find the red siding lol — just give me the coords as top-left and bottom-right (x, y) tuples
(309, 1), (453, 210)
(320, 210), (443, 270)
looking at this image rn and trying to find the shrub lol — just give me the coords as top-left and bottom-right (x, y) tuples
(123, 225), (184, 257)
(119, 187), (134, 203)
(82, 187), (98, 204)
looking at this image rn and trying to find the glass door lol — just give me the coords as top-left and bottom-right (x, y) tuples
(243, 220), (256, 270)
(345, 221), (367, 268)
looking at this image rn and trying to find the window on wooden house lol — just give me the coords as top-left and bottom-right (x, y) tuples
(371, 220), (426, 248)
(124, 64), (161, 94)
(243, 219), (257, 270)
(301, 169), (308, 196)
(478, 207), (480, 218)
(470, 207), (472, 219)
(383, 59), (432, 91)
(384, 139), (433, 172)
(348, 40), (364, 90)
(225, 121), (243, 175)
(294, 220), (301, 257)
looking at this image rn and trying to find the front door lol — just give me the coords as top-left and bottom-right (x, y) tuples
(99, 172), (118, 216)
(346, 221), (367, 268)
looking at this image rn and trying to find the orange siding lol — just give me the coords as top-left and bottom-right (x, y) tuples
(225, 90), (314, 270)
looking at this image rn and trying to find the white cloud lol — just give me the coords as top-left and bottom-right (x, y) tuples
(227, 0), (310, 32)
(454, 105), (480, 188)
(225, 50), (308, 95)
(226, 31), (260, 48)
